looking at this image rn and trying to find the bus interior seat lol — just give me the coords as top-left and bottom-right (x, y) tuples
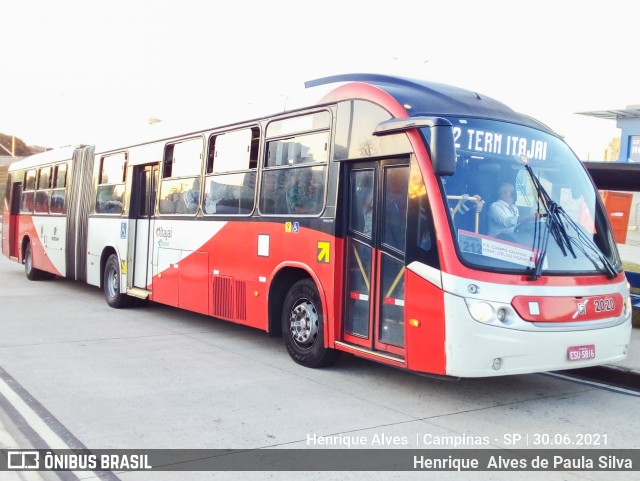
(174, 193), (187, 214)
(160, 198), (176, 214)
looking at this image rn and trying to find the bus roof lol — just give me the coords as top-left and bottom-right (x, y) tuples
(7, 145), (79, 172)
(9, 74), (559, 169)
(307, 73), (556, 135)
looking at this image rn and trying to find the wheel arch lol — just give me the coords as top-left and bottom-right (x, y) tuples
(99, 246), (120, 290)
(267, 262), (329, 340)
(20, 235), (31, 263)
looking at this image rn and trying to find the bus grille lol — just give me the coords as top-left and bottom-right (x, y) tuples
(212, 277), (247, 321)
(212, 276), (233, 319)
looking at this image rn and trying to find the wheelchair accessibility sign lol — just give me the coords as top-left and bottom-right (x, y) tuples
(285, 222), (300, 233)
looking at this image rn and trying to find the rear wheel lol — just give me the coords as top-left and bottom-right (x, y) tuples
(282, 279), (339, 368)
(104, 254), (132, 308)
(24, 243), (43, 281)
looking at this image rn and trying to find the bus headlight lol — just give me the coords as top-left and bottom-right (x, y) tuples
(466, 301), (494, 323)
(465, 299), (516, 325)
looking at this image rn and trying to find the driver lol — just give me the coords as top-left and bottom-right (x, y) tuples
(487, 182), (521, 237)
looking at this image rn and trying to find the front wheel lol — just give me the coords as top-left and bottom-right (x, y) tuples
(24, 243), (43, 281)
(282, 279), (339, 368)
(104, 254), (132, 308)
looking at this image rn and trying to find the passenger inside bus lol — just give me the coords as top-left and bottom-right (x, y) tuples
(287, 168), (322, 214)
(183, 178), (200, 214)
(50, 192), (64, 213)
(259, 170), (288, 215)
(21, 192), (34, 212)
(204, 179), (233, 214)
(34, 193), (49, 213)
(96, 185), (124, 214)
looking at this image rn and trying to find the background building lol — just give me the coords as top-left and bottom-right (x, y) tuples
(578, 107), (640, 250)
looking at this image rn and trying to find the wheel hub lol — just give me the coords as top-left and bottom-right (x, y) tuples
(107, 266), (118, 297)
(289, 300), (318, 346)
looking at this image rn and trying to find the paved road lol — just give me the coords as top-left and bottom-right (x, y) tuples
(0, 255), (638, 481)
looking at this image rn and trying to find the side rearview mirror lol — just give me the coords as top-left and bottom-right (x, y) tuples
(373, 116), (456, 176)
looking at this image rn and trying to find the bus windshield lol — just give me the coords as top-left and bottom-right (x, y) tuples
(437, 117), (621, 276)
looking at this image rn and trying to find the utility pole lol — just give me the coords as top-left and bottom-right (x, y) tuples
(1, 136), (18, 156)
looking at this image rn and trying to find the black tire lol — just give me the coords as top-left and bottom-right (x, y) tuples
(24, 243), (43, 281)
(104, 254), (132, 308)
(282, 279), (339, 368)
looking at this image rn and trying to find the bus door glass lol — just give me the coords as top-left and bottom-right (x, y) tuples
(343, 160), (409, 356)
(132, 164), (159, 289)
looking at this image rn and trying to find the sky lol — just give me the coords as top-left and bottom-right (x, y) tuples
(1, 0), (638, 160)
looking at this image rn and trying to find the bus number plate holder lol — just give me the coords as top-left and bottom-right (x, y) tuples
(567, 344), (595, 361)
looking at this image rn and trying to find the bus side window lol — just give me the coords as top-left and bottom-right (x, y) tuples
(34, 166), (52, 214)
(20, 169), (36, 213)
(50, 163), (67, 214)
(159, 138), (203, 215)
(285, 166), (325, 215)
(260, 128), (329, 216)
(96, 153), (126, 214)
(203, 128), (258, 216)
(259, 169), (287, 215)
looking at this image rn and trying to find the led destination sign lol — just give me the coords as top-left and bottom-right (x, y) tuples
(451, 119), (551, 161)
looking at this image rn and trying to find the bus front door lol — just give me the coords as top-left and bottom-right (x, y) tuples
(131, 164), (158, 289)
(5, 183), (21, 259)
(343, 160), (409, 358)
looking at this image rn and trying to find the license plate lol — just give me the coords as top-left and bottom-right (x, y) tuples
(567, 344), (596, 361)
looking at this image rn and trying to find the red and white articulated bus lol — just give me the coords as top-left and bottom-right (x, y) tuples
(2, 74), (632, 377)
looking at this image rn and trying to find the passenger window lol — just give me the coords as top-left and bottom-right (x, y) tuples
(53, 164), (67, 189)
(204, 128), (258, 216)
(159, 138), (203, 215)
(50, 163), (67, 214)
(260, 126), (329, 216)
(20, 169), (36, 213)
(24, 169), (36, 191)
(96, 153), (126, 214)
(34, 166), (52, 214)
(265, 132), (328, 167)
(34, 191), (50, 213)
(38, 167), (52, 190)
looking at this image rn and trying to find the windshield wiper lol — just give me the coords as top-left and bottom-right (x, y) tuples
(521, 160), (574, 279)
(521, 157), (616, 280)
(557, 208), (618, 279)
